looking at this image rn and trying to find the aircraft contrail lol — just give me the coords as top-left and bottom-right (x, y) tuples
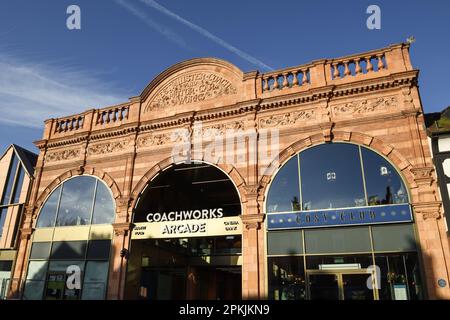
(137, 0), (273, 71)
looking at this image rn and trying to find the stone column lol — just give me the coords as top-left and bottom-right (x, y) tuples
(107, 219), (133, 300)
(411, 166), (450, 299)
(241, 192), (265, 300)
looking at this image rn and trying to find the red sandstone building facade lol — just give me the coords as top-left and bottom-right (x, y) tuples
(8, 43), (450, 300)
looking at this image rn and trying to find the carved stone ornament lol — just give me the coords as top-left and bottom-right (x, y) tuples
(412, 202), (442, 220)
(46, 148), (80, 162)
(240, 214), (265, 230)
(332, 96), (397, 116)
(137, 132), (187, 148)
(145, 72), (237, 112)
(259, 109), (316, 129)
(87, 140), (129, 156)
(411, 167), (434, 185)
(194, 121), (245, 139)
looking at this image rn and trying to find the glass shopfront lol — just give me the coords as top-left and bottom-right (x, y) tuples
(126, 162), (243, 300)
(23, 176), (115, 300)
(266, 143), (423, 300)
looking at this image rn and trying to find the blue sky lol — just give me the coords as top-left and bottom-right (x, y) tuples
(0, 0), (449, 153)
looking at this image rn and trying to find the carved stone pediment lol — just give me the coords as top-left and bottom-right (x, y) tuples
(145, 72), (237, 112)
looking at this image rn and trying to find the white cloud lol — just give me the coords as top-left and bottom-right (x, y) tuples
(0, 55), (128, 129)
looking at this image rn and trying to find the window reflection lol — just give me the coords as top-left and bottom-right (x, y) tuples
(36, 176), (115, 228)
(268, 257), (306, 300)
(300, 144), (365, 210)
(56, 177), (96, 227)
(266, 143), (409, 214)
(361, 148), (408, 205)
(266, 156), (300, 213)
(36, 186), (61, 228)
(92, 182), (115, 224)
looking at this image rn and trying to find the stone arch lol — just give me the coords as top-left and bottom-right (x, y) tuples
(257, 130), (417, 211)
(34, 166), (122, 223)
(130, 155), (247, 221)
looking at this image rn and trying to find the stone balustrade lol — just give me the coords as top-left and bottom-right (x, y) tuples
(94, 104), (130, 126)
(261, 66), (311, 92)
(54, 115), (84, 133)
(328, 51), (387, 80)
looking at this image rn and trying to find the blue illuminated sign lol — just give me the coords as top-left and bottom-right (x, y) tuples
(267, 204), (412, 230)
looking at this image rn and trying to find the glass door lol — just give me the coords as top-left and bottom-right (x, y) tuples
(307, 270), (376, 300)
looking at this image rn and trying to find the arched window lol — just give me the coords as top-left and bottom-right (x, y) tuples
(266, 143), (408, 213)
(36, 176), (115, 228)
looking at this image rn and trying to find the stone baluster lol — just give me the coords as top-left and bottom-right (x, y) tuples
(332, 63), (340, 79)
(377, 54), (385, 70)
(282, 73), (289, 88)
(354, 58), (362, 75)
(263, 77), (269, 91)
(302, 69), (309, 84)
(292, 70), (299, 86)
(366, 56), (373, 72)
(343, 60), (351, 77)
(272, 75), (279, 89)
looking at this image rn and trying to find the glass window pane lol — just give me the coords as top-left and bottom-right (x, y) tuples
(23, 280), (45, 300)
(1, 154), (18, 205)
(0, 207), (7, 238)
(30, 242), (52, 260)
(50, 241), (87, 260)
(82, 261), (109, 299)
(372, 224), (416, 252)
(11, 165), (25, 204)
(0, 261), (13, 272)
(56, 177), (96, 227)
(36, 186), (61, 228)
(87, 240), (111, 260)
(92, 182), (115, 225)
(26, 261), (48, 280)
(299, 143), (366, 210)
(266, 156), (300, 213)
(361, 147), (409, 205)
(267, 231), (303, 255)
(375, 253), (423, 300)
(268, 257), (306, 300)
(305, 227), (371, 254)
(48, 260), (85, 272)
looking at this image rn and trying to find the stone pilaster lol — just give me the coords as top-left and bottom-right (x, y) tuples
(107, 221), (134, 300)
(241, 207), (265, 300)
(411, 166), (450, 299)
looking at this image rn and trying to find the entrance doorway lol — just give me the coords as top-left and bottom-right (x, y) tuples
(127, 162), (243, 300)
(307, 270), (376, 300)
(140, 266), (241, 300)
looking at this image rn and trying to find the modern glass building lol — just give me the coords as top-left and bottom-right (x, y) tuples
(6, 43), (450, 300)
